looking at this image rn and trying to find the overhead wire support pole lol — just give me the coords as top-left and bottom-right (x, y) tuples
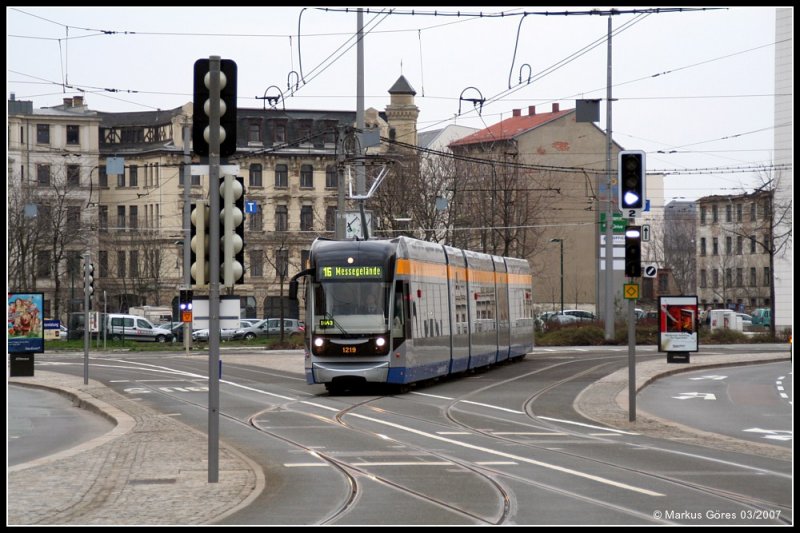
(207, 55), (222, 484)
(604, 14), (616, 342)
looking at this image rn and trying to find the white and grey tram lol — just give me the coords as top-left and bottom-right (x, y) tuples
(289, 236), (535, 392)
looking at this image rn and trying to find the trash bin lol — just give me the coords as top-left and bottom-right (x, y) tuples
(9, 353), (35, 377)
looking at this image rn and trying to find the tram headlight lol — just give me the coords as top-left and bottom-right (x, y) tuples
(374, 336), (389, 354)
(312, 336), (326, 354)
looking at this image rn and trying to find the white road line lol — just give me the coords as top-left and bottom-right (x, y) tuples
(537, 416), (639, 435)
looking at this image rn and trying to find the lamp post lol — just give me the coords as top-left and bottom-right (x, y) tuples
(550, 238), (564, 316)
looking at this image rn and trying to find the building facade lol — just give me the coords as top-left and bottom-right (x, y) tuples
(695, 191), (773, 312)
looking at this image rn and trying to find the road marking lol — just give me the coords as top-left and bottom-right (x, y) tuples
(743, 428), (792, 442)
(688, 375), (727, 381)
(492, 432), (567, 436)
(537, 416), (639, 435)
(672, 392), (716, 400)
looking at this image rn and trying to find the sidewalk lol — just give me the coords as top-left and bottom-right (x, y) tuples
(8, 347), (791, 525)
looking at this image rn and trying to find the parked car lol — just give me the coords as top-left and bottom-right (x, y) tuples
(192, 319), (256, 342)
(547, 310), (598, 326)
(104, 314), (174, 342)
(232, 318), (304, 340)
(158, 321), (192, 341)
(735, 313), (753, 328)
(750, 308), (771, 328)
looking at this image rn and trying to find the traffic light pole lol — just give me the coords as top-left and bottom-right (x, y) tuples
(182, 119), (192, 356)
(82, 251), (91, 385)
(206, 55), (222, 484)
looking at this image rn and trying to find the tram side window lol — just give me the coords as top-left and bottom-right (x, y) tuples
(392, 281), (404, 338)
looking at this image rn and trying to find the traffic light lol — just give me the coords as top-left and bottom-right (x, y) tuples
(192, 58), (238, 158)
(625, 226), (642, 278)
(618, 150), (646, 214)
(220, 174), (245, 286)
(179, 289), (193, 312)
(190, 202), (210, 286)
(83, 256), (94, 306)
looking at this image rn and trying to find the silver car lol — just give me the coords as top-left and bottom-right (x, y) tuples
(232, 318), (304, 340)
(193, 320), (257, 342)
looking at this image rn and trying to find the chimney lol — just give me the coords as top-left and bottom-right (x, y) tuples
(73, 95), (84, 107)
(552, 102), (560, 112)
(528, 105), (536, 116)
(63, 97), (72, 107)
(512, 109), (521, 117)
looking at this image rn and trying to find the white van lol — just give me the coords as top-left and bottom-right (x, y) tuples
(104, 314), (174, 342)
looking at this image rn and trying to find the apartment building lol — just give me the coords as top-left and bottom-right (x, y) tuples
(695, 191), (773, 312)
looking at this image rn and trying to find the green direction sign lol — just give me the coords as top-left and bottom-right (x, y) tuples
(600, 212), (628, 233)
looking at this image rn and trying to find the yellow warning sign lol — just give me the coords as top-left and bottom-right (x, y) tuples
(182, 311), (193, 323)
(624, 283), (639, 300)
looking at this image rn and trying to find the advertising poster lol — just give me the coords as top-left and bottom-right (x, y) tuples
(8, 292), (45, 353)
(658, 295), (699, 353)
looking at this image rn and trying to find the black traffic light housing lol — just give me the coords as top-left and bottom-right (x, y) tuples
(220, 175), (246, 286)
(193, 58), (238, 158)
(618, 150), (646, 214)
(84, 257), (94, 306)
(625, 226), (642, 278)
(179, 289), (194, 312)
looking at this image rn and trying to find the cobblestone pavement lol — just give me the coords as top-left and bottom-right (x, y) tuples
(7, 347), (791, 525)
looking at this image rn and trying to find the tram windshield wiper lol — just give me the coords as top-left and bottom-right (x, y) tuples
(323, 312), (348, 335)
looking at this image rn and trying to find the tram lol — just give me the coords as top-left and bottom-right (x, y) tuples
(289, 236), (534, 392)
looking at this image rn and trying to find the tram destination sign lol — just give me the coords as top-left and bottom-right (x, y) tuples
(319, 265), (384, 280)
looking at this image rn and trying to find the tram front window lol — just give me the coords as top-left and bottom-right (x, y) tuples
(313, 282), (389, 334)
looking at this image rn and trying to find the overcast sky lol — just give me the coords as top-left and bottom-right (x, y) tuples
(7, 6), (785, 204)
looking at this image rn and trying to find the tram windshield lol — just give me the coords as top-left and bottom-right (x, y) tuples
(312, 281), (389, 334)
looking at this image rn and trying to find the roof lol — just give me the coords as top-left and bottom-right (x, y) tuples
(450, 105), (574, 147)
(388, 75), (416, 96)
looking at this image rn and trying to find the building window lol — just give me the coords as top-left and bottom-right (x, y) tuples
(66, 125), (80, 145)
(129, 250), (139, 277)
(36, 124), (50, 144)
(67, 165), (80, 187)
(725, 204), (732, 222)
(117, 171), (126, 188)
(249, 250), (263, 277)
(725, 268), (732, 287)
(129, 165), (138, 187)
(129, 205), (138, 230)
(99, 165), (108, 187)
(750, 235), (757, 254)
(117, 251), (126, 278)
(37, 250), (51, 277)
(326, 165), (338, 188)
(99, 251), (108, 278)
(301, 249), (310, 269)
(699, 238), (706, 256)
(99, 206), (108, 232)
(249, 164), (263, 187)
(37, 164), (51, 186)
(763, 267), (770, 286)
(736, 203), (743, 222)
(325, 205), (336, 231)
(275, 164), (288, 187)
(736, 268), (743, 287)
(750, 267), (756, 287)
(67, 206), (81, 226)
(273, 123), (286, 144)
(750, 202), (757, 221)
(762, 199), (770, 219)
(300, 164), (313, 188)
(763, 234), (770, 252)
(736, 236), (743, 255)
(712, 238), (718, 255)
(699, 207), (706, 225)
(711, 205), (718, 223)
(300, 205), (314, 231)
(248, 210), (263, 232)
(699, 269), (707, 288)
(248, 122), (261, 143)
(725, 236), (732, 255)
(712, 269), (719, 288)
(275, 249), (289, 277)
(658, 273), (669, 292)
(117, 206), (126, 229)
(275, 205), (288, 232)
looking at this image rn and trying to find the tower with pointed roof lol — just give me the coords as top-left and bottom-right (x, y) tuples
(385, 75), (419, 148)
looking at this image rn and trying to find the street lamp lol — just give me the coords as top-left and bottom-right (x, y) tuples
(550, 238), (564, 316)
